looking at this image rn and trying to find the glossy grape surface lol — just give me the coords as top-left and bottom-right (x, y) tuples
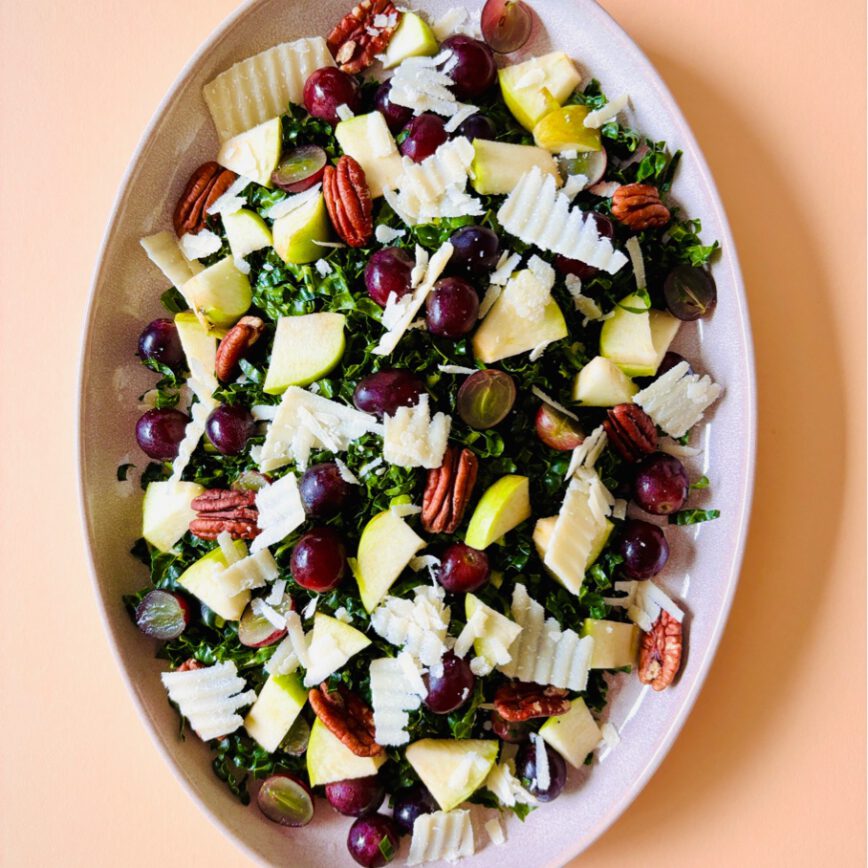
(257, 774), (314, 827)
(325, 776), (386, 817)
(426, 277), (479, 338)
(347, 814), (400, 867)
(457, 369), (516, 429)
(303, 67), (362, 125)
(400, 113), (448, 162)
(272, 145), (327, 193)
(535, 403), (585, 451)
(554, 213), (616, 281)
(437, 543), (490, 593)
(664, 265), (717, 321)
(633, 453), (689, 515)
(392, 784), (437, 835)
(365, 247), (415, 307)
(619, 519), (670, 579)
(135, 408), (190, 459)
(290, 527), (347, 592)
(205, 404), (254, 455)
(448, 225), (501, 277)
(490, 710), (532, 743)
(515, 742), (567, 802)
(657, 351), (693, 378)
(299, 462), (353, 518)
(440, 35), (497, 99)
(138, 318), (184, 369)
(374, 81), (413, 133)
(423, 652), (475, 714)
(481, 0), (534, 54)
(455, 113), (497, 141)
(353, 369), (426, 419)
(135, 590), (191, 640)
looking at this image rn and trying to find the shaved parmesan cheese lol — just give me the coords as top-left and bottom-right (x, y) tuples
(314, 259), (332, 277)
(625, 236), (646, 290)
(658, 436), (703, 458)
(375, 224), (406, 244)
(179, 229), (223, 260)
(453, 607), (489, 658)
(370, 656), (425, 746)
(384, 395), (452, 469)
(604, 579), (684, 632)
(529, 342), (550, 362)
(251, 473), (305, 553)
(489, 251), (522, 285)
(477, 284), (502, 319)
(563, 173), (589, 200)
(217, 531), (242, 565)
(584, 93), (630, 129)
(634, 361), (722, 438)
(503, 264), (554, 323)
(161, 661), (255, 742)
(302, 596), (318, 620)
(470, 656), (493, 676)
(206, 174), (250, 215)
(284, 611), (310, 670)
(215, 548), (279, 595)
(432, 7), (469, 40)
(333, 606), (353, 624)
(498, 167), (628, 274)
(444, 102), (479, 133)
(532, 386), (579, 420)
(485, 817), (505, 846)
(263, 184), (322, 220)
(334, 458), (360, 485)
(598, 721), (621, 759)
(264, 636), (299, 676)
(410, 245), (430, 289)
(589, 180), (620, 198)
(532, 733), (550, 791)
(612, 498), (628, 520)
(252, 598), (286, 630)
(370, 586), (450, 670)
(391, 502), (422, 518)
(140, 231), (202, 288)
(438, 364), (477, 376)
(358, 456), (384, 477)
(565, 424), (608, 478)
(170, 399), (216, 481)
(408, 809), (474, 865)
(335, 103), (355, 121)
(484, 760), (537, 808)
(388, 53), (459, 117)
(266, 579), (286, 606)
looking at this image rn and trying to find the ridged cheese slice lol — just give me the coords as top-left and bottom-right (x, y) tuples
(140, 231), (203, 288)
(370, 586), (451, 670)
(251, 473), (305, 553)
(370, 656), (425, 746)
(203, 37), (335, 142)
(633, 360), (722, 438)
(408, 810), (474, 866)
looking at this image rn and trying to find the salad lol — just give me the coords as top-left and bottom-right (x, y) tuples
(124, 0), (723, 864)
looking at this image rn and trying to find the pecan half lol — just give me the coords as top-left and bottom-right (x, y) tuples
(604, 403), (657, 463)
(177, 658), (205, 672)
(327, 0), (400, 74)
(611, 183), (671, 230)
(215, 316), (266, 382)
(192, 489), (257, 513)
(173, 162), (237, 237)
(189, 489), (260, 541)
(309, 683), (383, 757)
(638, 610), (683, 691)
(189, 518), (260, 540)
(323, 156), (373, 248)
(493, 682), (571, 722)
(421, 446), (479, 534)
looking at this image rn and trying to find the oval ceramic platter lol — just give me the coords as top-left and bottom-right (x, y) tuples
(79, 0), (755, 865)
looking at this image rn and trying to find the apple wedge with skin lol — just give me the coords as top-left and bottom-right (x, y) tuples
(263, 312), (346, 395)
(581, 618), (640, 669)
(244, 672), (307, 753)
(335, 113), (403, 198)
(176, 539), (250, 621)
(573, 355), (639, 407)
(381, 11), (439, 68)
(465, 475), (531, 550)
(539, 697), (602, 768)
(600, 293), (681, 377)
(470, 139), (561, 196)
(272, 194), (331, 264)
(307, 717), (386, 786)
(223, 208), (272, 260)
(181, 256), (252, 330)
(498, 51), (582, 131)
(405, 739), (499, 812)
(217, 116), (282, 186)
(142, 480), (204, 554)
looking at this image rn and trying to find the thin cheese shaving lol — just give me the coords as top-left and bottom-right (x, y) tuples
(251, 473), (305, 553)
(634, 361), (722, 438)
(263, 184), (322, 220)
(584, 93), (630, 129)
(531, 386), (579, 421)
(383, 394), (452, 469)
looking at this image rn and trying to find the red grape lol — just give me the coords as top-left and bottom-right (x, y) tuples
(426, 277), (479, 338)
(303, 67), (362, 125)
(299, 462), (353, 518)
(353, 369), (426, 418)
(205, 404), (254, 455)
(135, 590), (191, 640)
(138, 318), (184, 369)
(374, 80), (413, 133)
(135, 408), (190, 459)
(257, 774), (314, 826)
(392, 784), (437, 834)
(535, 403), (585, 451)
(455, 113), (497, 141)
(423, 652), (475, 714)
(347, 814), (400, 867)
(457, 369), (516, 429)
(325, 776), (385, 817)
(400, 113), (448, 162)
(290, 527), (347, 592)
(481, 0), (534, 54)
(448, 225), (501, 277)
(365, 247), (415, 307)
(490, 710), (532, 743)
(554, 213), (615, 281)
(271, 145), (327, 193)
(437, 543), (490, 593)
(657, 351), (693, 378)
(619, 519), (669, 578)
(515, 741), (567, 802)
(633, 453), (689, 515)
(440, 35), (497, 99)
(664, 265), (717, 321)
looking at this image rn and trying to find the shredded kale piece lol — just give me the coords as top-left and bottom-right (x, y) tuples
(116, 463), (134, 481)
(690, 475), (710, 490)
(671, 508), (721, 526)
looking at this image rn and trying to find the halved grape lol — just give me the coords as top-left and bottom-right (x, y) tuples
(481, 0), (534, 54)
(231, 470), (271, 492)
(280, 715), (311, 756)
(559, 148), (608, 187)
(457, 369), (516, 429)
(135, 590), (191, 640)
(535, 403), (584, 451)
(238, 594), (293, 648)
(256, 773), (314, 827)
(272, 145), (328, 193)
(663, 265), (717, 321)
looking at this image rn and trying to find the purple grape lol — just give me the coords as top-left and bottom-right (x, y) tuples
(374, 80), (413, 133)
(423, 652), (475, 714)
(400, 113), (448, 162)
(138, 318), (184, 369)
(205, 404), (254, 455)
(299, 462), (353, 518)
(347, 814), (400, 867)
(437, 543), (490, 593)
(290, 527), (347, 593)
(515, 741), (567, 802)
(426, 277), (479, 338)
(365, 247), (415, 308)
(455, 112), (497, 141)
(664, 265), (717, 321)
(440, 36), (497, 100)
(325, 776), (385, 817)
(657, 351), (693, 378)
(392, 784), (437, 835)
(353, 370), (426, 418)
(619, 519), (669, 579)
(257, 774), (314, 826)
(554, 213), (616, 281)
(633, 453), (689, 515)
(490, 710), (532, 743)
(135, 590), (191, 640)
(135, 408), (190, 459)
(448, 225), (501, 277)
(303, 67), (363, 125)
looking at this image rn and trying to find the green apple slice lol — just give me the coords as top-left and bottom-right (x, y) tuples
(465, 594), (522, 668)
(532, 104), (602, 154)
(181, 256), (252, 330)
(177, 540), (250, 621)
(223, 208), (273, 260)
(353, 510), (426, 612)
(174, 311), (218, 375)
(405, 739), (499, 811)
(498, 51), (582, 131)
(303, 614), (371, 686)
(307, 717), (386, 786)
(539, 697), (602, 768)
(272, 194), (331, 264)
(599, 293), (657, 377)
(573, 356), (639, 407)
(216, 116), (282, 186)
(244, 672), (307, 752)
(649, 310), (681, 371)
(263, 312), (346, 394)
(470, 139), (561, 196)
(382, 11), (439, 68)
(142, 480), (204, 553)
(465, 475), (531, 550)
(581, 619), (640, 669)
(335, 112), (403, 198)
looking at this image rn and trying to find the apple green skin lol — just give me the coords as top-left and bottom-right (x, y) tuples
(405, 739), (499, 812)
(216, 116), (281, 186)
(539, 697), (602, 768)
(244, 672), (307, 753)
(142, 480), (204, 553)
(470, 139), (560, 196)
(307, 717), (385, 787)
(177, 540), (249, 621)
(573, 355), (639, 407)
(181, 256), (253, 330)
(382, 11), (439, 69)
(498, 51), (582, 131)
(223, 208), (272, 259)
(600, 294), (682, 378)
(464, 475), (531, 550)
(532, 104), (602, 154)
(272, 194), (331, 264)
(581, 618), (640, 669)
(263, 312), (346, 394)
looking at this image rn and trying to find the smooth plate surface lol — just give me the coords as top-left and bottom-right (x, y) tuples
(79, 1), (755, 865)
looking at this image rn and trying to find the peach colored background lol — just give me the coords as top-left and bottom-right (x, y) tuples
(1, 0), (865, 865)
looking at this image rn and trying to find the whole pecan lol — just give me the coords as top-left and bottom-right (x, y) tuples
(215, 316), (266, 382)
(309, 683), (383, 757)
(192, 489), (257, 512)
(189, 518), (260, 541)
(604, 403), (657, 463)
(611, 183), (671, 230)
(327, 0), (400, 74)
(323, 156), (373, 248)
(638, 610), (683, 691)
(189, 489), (260, 541)
(173, 162), (237, 237)
(493, 682), (571, 722)
(421, 446), (479, 534)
